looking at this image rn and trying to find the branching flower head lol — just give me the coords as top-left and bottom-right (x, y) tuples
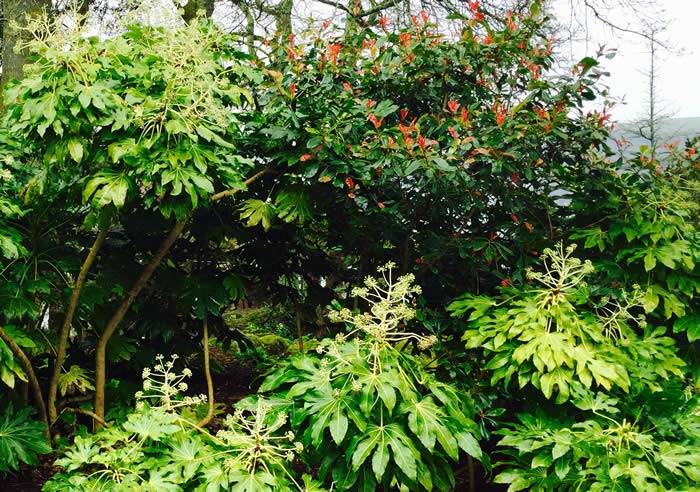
(328, 262), (432, 350)
(136, 354), (206, 411)
(595, 284), (646, 340)
(526, 242), (594, 308)
(216, 400), (301, 473)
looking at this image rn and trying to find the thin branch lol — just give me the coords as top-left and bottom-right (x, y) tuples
(358, 0), (403, 18)
(211, 167), (272, 202)
(582, 0), (669, 48)
(0, 326), (50, 441)
(48, 225), (108, 423)
(314, 0), (351, 15)
(62, 407), (111, 428)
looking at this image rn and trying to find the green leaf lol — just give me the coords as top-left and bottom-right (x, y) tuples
(239, 199), (275, 231)
(67, 138), (84, 163)
(674, 314), (700, 342)
(122, 409), (179, 440)
(107, 139), (136, 163)
(644, 250), (657, 271)
(329, 410), (348, 445)
(275, 187), (313, 224)
(0, 405), (51, 473)
(57, 365), (94, 396)
(456, 432), (482, 461)
(371, 442), (390, 481)
(387, 427), (417, 480)
(642, 288), (660, 313)
(552, 442), (570, 460)
(554, 458), (570, 480)
(377, 381), (396, 413)
(352, 433), (379, 470)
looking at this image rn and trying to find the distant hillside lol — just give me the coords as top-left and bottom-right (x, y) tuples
(612, 117), (700, 151)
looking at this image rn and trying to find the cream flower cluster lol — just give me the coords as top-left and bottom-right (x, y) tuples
(526, 243), (594, 309)
(135, 354), (206, 411)
(325, 262), (435, 350)
(216, 400), (304, 472)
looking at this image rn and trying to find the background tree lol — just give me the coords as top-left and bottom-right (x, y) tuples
(0, 0), (52, 88)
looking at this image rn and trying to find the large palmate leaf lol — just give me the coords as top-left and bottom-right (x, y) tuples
(0, 404), (51, 473)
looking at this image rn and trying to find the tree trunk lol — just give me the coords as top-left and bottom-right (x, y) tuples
(93, 168), (270, 426)
(274, 0), (293, 40)
(1, 0), (52, 89)
(93, 219), (188, 426)
(0, 326), (50, 440)
(48, 227), (108, 423)
(181, 0), (215, 23)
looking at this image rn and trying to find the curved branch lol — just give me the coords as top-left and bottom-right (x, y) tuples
(93, 167), (272, 426)
(210, 167), (272, 202)
(0, 326), (50, 441)
(582, 0), (669, 48)
(196, 316), (215, 427)
(48, 226), (108, 423)
(62, 407), (111, 428)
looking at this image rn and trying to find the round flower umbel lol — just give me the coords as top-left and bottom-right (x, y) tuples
(216, 400), (303, 475)
(135, 354), (206, 411)
(594, 284), (647, 340)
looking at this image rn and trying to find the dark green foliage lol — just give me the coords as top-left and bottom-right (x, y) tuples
(0, 404), (51, 473)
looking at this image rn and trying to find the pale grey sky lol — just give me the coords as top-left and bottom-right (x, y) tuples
(554, 0), (700, 122)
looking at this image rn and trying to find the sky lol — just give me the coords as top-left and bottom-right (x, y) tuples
(553, 0), (700, 123)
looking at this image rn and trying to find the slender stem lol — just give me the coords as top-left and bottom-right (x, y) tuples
(0, 326), (50, 441)
(48, 226), (108, 423)
(93, 168), (270, 426)
(197, 316), (215, 427)
(94, 218), (188, 426)
(295, 308), (303, 352)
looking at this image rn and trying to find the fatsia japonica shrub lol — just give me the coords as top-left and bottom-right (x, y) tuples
(45, 355), (326, 491)
(258, 264), (484, 491)
(569, 146), (699, 341)
(0, 11), (264, 424)
(493, 392), (700, 491)
(449, 243), (685, 403)
(4, 16), (257, 220)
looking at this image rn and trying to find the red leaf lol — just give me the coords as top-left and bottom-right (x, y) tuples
(378, 16), (389, 30)
(447, 100), (460, 114)
(460, 107), (470, 125)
